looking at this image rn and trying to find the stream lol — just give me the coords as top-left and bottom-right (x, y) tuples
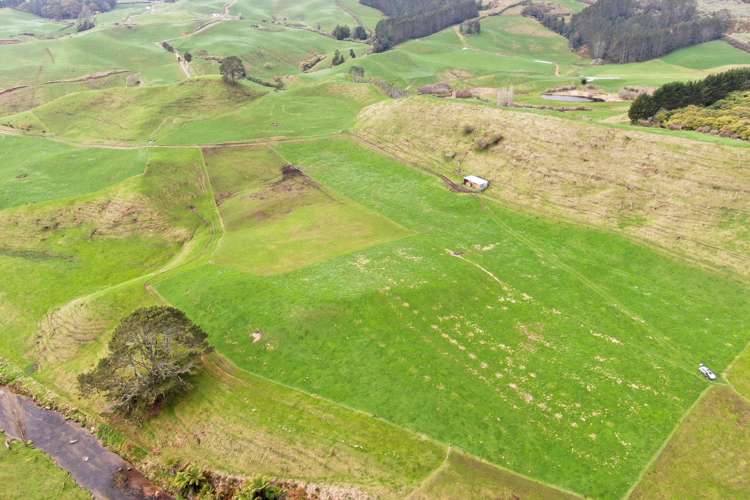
(0, 387), (171, 499)
(541, 94), (600, 103)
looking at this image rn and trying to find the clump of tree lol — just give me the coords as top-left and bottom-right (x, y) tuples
(184, 52), (192, 63)
(332, 49), (345, 66)
(369, 0), (478, 51)
(474, 132), (504, 151)
(459, 19), (480, 35)
(78, 306), (211, 419)
(332, 24), (351, 40)
(352, 25), (368, 40)
(74, 5), (95, 32)
(247, 74), (285, 90)
(349, 48), (356, 58)
(349, 65), (366, 81)
(161, 41), (174, 53)
(219, 56), (247, 84)
(5, 0), (116, 19)
(523, 0), (729, 64)
(629, 67), (750, 122)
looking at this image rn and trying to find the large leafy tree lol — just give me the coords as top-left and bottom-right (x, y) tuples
(78, 306), (211, 418)
(219, 56), (247, 84)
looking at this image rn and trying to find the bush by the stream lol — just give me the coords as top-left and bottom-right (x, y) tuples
(236, 478), (283, 500)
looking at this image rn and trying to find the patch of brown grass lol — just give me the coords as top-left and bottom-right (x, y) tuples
(355, 98), (750, 278)
(629, 385), (750, 499)
(409, 449), (579, 499)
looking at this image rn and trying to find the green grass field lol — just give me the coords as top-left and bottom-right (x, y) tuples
(3, 78), (383, 145)
(0, 434), (88, 500)
(171, 21), (365, 80)
(1, 3), (749, 498)
(0, 135), (147, 209)
(150, 137), (750, 498)
(204, 146), (411, 274)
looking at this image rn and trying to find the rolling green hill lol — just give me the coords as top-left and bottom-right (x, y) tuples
(1, 1), (749, 499)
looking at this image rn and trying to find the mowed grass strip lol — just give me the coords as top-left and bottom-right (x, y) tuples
(156, 137), (750, 498)
(629, 385), (750, 500)
(204, 145), (411, 274)
(409, 449), (580, 500)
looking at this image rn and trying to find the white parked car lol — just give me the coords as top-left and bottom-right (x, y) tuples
(699, 363), (717, 381)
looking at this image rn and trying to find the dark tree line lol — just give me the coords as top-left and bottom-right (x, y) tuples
(369, 0), (479, 52)
(629, 67), (750, 122)
(3, 0), (116, 19)
(332, 24), (368, 40)
(360, 0), (453, 18)
(523, 0), (729, 64)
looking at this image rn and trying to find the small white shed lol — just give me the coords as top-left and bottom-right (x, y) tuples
(463, 175), (489, 191)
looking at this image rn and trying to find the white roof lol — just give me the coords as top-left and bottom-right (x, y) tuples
(464, 175), (488, 185)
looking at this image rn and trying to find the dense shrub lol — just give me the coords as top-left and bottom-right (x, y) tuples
(332, 49), (345, 66)
(629, 68), (750, 122)
(460, 19), (480, 35)
(236, 478), (283, 500)
(352, 25), (368, 40)
(173, 466), (212, 497)
(332, 24), (351, 40)
(78, 306), (211, 418)
(475, 132), (503, 150)
(656, 91), (750, 140)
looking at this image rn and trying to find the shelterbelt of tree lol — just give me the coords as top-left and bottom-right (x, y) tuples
(0, 0), (116, 19)
(523, 0), (728, 63)
(362, 0), (479, 51)
(629, 67), (750, 122)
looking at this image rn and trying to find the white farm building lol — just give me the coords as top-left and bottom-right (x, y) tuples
(463, 175), (489, 191)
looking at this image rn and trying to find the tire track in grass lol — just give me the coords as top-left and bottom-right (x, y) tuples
(475, 195), (702, 376)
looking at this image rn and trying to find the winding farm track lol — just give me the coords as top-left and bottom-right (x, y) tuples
(335, 0), (363, 26)
(0, 388), (171, 499)
(0, 70), (132, 98)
